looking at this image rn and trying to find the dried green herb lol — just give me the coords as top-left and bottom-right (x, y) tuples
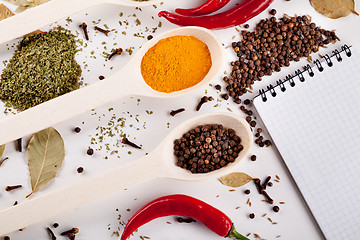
(26, 127), (65, 197)
(219, 172), (253, 187)
(0, 26), (82, 111)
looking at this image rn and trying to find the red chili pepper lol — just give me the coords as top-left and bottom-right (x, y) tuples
(120, 194), (249, 240)
(158, 0), (274, 30)
(175, 0), (231, 16)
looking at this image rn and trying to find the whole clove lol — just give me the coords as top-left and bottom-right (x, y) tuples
(108, 48), (123, 60)
(5, 185), (22, 192)
(253, 178), (263, 194)
(196, 96), (213, 111)
(122, 138), (141, 149)
(79, 22), (89, 40)
(170, 108), (185, 116)
(46, 227), (57, 240)
(17, 138), (22, 152)
(263, 191), (274, 204)
(60, 228), (79, 236)
(261, 176), (271, 191)
(94, 26), (110, 36)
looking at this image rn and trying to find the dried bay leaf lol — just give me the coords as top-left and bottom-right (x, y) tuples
(0, 144), (5, 159)
(26, 127), (65, 197)
(0, 3), (14, 20)
(310, 0), (359, 19)
(219, 172), (253, 187)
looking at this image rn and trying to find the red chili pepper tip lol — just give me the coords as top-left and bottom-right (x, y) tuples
(120, 194), (249, 240)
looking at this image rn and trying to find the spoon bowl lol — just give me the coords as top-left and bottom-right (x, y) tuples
(0, 112), (252, 235)
(0, 26), (224, 146)
(0, 0), (162, 45)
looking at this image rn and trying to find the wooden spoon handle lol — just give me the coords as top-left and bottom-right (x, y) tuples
(0, 153), (166, 235)
(0, 66), (137, 146)
(0, 0), (99, 45)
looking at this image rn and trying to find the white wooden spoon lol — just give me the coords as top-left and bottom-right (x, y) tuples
(0, 0), (162, 45)
(0, 26), (224, 146)
(0, 112), (253, 235)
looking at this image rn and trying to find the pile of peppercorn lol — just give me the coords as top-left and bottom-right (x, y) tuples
(174, 124), (243, 173)
(224, 13), (339, 102)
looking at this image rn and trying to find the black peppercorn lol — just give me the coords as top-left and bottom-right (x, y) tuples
(77, 167), (84, 173)
(244, 189), (250, 194)
(87, 148), (94, 155)
(273, 206), (280, 212)
(249, 213), (255, 219)
(250, 155), (257, 161)
(74, 127), (81, 133)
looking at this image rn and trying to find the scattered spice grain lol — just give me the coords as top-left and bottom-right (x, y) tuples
(99, 75), (105, 80)
(77, 167), (84, 173)
(196, 96), (213, 111)
(79, 22), (89, 40)
(74, 127), (81, 133)
(53, 223), (59, 228)
(270, 9), (277, 15)
(5, 185), (22, 192)
(170, 108), (185, 116)
(87, 148), (94, 155)
(273, 206), (280, 212)
(122, 138), (141, 149)
(16, 138), (22, 152)
(61, 228), (79, 236)
(214, 84), (221, 91)
(250, 155), (257, 161)
(147, 35), (153, 40)
(94, 26), (110, 36)
(263, 191), (274, 204)
(0, 157), (9, 167)
(46, 227), (57, 240)
(244, 189), (250, 194)
(108, 48), (123, 60)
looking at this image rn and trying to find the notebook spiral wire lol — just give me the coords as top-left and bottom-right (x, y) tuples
(259, 44), (352, 102)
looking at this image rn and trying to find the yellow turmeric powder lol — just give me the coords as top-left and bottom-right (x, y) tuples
(141, 35), (212, 93)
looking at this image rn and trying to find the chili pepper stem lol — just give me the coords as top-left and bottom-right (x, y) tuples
(227, 226), (250, 240)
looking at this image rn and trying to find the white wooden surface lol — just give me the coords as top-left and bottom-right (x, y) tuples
(0, 0), (359, 239)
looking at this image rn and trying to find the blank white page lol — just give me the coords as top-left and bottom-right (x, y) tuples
(253, 46), (360, 240)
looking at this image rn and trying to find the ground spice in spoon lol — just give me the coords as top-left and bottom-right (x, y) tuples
(0, 26), (82, 111)
(141, 35), (212, 93)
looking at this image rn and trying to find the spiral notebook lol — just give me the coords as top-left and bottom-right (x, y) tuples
(253, 45), (360, 240)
